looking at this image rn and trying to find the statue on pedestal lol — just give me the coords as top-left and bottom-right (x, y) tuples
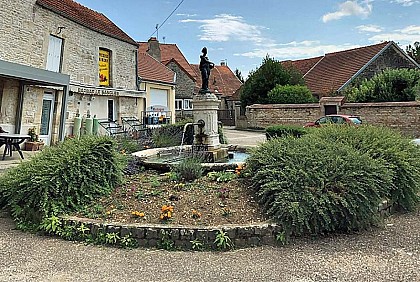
(199, 47), (214, 93)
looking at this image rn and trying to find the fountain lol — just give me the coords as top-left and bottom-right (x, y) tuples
(133, 47), (242, 170)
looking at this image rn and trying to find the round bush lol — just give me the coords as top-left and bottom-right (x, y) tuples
(245, 137), (392, 237)
(0, 135), (125, 226)
(306, 125), (420, 211)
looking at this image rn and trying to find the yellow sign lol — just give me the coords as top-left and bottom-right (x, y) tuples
(99, 49), (110, 86)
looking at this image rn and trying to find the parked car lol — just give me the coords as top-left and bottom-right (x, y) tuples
(304, 114), (362, 128)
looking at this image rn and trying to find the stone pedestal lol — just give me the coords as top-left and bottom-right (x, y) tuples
(193, 92), (220, 149)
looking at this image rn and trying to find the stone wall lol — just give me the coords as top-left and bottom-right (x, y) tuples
(166, 61), (196, 99)
(0, 0), (138, 89)
(358, 44), (418, 82)
(238, 101), (420, 137)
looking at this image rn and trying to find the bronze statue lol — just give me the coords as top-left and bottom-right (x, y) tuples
(199, 47), (214, 93)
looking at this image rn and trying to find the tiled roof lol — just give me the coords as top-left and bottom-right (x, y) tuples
(138, 52), (175, 85)
(286, 41), (390, 95)
(191, 64), (243, 97)
(138, 41), (197, 81)
(36, 0), (137, 45)
(282, 56), (323, 76)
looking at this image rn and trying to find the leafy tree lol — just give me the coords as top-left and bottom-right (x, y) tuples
(406, 42), (420, 64)
(345, 68), (420, 102)
(240, 55), (304, 108)
(234, 68), (245, 83)
(267, 85), (316, 104)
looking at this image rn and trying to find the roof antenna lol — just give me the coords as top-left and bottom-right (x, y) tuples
(155, 24), (159, 40)
(163, 36), (166, 44)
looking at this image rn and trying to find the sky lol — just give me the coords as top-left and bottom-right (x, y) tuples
(75, 0), (419, 77)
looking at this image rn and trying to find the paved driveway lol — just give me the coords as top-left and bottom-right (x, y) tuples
(223, 127), (266, 147)
(1, 210), (419, 282)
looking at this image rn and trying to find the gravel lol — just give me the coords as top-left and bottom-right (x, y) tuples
(0, 209), (419, 282)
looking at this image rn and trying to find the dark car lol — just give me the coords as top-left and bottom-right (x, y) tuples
(304, 114), (362, 128)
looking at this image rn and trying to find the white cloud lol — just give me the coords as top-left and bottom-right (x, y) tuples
(368, 25), (420, 43)
(322, 1), (373, 23)
(180, 14), (266, 43)
(356, 24), (383, 33)
(235, 41), (361, 60)
(176, 13), (197, 17)
(392, 0), (420, 6)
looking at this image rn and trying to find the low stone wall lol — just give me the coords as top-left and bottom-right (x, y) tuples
(237, 101), (420, 137)
(64, 216), (280, 249)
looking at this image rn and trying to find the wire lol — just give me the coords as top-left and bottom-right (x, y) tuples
(149, 0), (185, 38)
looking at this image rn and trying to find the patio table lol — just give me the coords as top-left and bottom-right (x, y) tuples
(0, 133), (31, 160)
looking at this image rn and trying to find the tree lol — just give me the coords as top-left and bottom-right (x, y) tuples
(345, 68), (420, 102)
(234, 68), (244, 83)
(406, 42), (420, 64)
(240, 55), (304, 108)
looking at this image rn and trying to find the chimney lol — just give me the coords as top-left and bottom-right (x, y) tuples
(147, 37), (161, 62)
(220, 61), (226, 66)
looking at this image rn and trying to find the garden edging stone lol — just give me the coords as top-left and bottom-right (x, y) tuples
(63, 216), (281, 249)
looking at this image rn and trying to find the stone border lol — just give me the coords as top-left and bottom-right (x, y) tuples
(132, 145), (250, 172)
(64, 216), (280, 249)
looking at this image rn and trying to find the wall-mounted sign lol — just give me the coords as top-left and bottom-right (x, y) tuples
(69, 85), (119, 96)
(99, 49), (110, 86)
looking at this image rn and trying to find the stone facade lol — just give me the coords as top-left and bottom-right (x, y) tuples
(0, 0), (144, 143)
(346, 44), (419, 89)
(237, 101), (420, 137)
(166, 61), (196, 99)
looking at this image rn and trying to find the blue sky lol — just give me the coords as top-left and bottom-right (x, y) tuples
(76, 0), (419, 77)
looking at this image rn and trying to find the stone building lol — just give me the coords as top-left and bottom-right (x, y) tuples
(139, 38), (197, 119)
(0, 0), (145, 145)
(283, 41), (420, 100)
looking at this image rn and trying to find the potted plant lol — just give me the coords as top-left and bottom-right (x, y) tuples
(25, 127), (44, 151)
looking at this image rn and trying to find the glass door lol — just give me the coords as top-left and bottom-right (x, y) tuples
(38, 92), (55, 145)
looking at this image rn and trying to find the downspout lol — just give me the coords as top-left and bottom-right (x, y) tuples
(15, 81), (25, 134)
(58, 85), (69, 141)
(135, 49), (140, 90)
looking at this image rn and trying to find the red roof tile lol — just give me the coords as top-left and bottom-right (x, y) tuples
(286, 42), (390, 96)
(282, 56), (323, 76)
(138, 41), (197, 81)
(138, 52), (175, 85)
(191, 64), (243, 97)
(36, 0), (137, 45)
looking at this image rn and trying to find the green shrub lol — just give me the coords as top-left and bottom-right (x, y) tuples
(345, 68), (420, 102)
(307, 125), (420, 211)
(245, 137), (392, 237)
(267, 85), (317, 104)
(265, 124), (307, 140)
(114, 136), (141, 154)
(151, 120), (194, 148)
(171, 157), (203, 182)
(0, 135), (125, 226)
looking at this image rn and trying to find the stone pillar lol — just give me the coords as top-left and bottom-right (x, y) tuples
(192, 93), (221, 150)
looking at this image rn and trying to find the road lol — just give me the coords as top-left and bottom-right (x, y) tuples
(1, 210), (419, 282)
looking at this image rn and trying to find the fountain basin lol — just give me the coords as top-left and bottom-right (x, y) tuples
(132, 145), (249, 172)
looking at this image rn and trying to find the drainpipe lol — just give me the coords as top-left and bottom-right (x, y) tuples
(58, 85), (69, 141)
(15, 81), (25, 134)
(135, 49), (140, 91)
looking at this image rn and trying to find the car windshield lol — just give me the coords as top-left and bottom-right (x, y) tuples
(348, 117), (362, 124)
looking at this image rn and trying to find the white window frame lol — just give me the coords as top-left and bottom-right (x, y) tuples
(183, 99), (193, 110)
(175, 99), (183, 110)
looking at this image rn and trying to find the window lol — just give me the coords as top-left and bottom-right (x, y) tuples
(107, 99), (114, 121)
(99, 48), (111, 86)
(46, 35), (63, 72)
(183, 99), (193, 110)
(175, 99), (183, 110)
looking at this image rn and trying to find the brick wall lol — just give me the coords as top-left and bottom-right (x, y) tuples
(238, 102), (420, 137)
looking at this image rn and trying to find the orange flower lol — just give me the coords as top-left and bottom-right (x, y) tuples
(192, 209), (202, 219)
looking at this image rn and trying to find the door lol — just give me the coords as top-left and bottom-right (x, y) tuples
(38, 92), (55, 145)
